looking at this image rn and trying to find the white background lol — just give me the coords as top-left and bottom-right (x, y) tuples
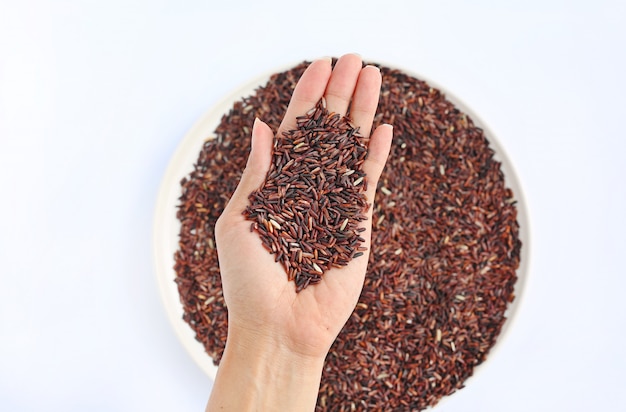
(1, 0), (625, 411)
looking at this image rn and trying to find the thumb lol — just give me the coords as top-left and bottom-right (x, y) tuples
(223, 117), (274, 215)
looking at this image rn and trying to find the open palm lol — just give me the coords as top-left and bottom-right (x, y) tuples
(214, 54), (393, 359)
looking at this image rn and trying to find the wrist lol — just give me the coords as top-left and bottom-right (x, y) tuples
(227, 322), (327, 365)
(206, 324), (326, 412)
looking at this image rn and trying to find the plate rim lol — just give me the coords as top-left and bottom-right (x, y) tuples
(152, 58), (532, 386)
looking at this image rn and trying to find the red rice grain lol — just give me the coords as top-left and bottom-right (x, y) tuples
(173, 60), (521, 411)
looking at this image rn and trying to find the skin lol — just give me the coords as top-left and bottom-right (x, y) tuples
(207, 54), (393, 412)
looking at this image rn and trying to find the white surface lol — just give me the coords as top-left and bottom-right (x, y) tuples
(1, 0), (624, 411)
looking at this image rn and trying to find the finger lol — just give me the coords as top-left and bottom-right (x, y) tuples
(277, 58), (332, 138)
(349, 65), (382, 138)
(223, 118), (274, 215)
(362, 124), (393, 209)
(323, 53), (363, 116)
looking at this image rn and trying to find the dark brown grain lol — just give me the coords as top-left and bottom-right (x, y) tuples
(243, 100), (370, 291)
(174, 60), (521, 411)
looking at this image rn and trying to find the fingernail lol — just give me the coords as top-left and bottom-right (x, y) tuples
(251, 118), (265, 143)
(253, 117), (267, 132)
(380, 123), (394, 135)
(365, 64), (380, 72)
(317, 56), (332, 64)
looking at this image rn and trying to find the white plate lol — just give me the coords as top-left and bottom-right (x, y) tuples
(153, 61), (531, 387)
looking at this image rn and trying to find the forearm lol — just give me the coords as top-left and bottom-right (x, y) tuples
(206, 327), (326, 412)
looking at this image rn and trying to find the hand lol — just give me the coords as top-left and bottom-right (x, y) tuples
(207, 54), (393, 412)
